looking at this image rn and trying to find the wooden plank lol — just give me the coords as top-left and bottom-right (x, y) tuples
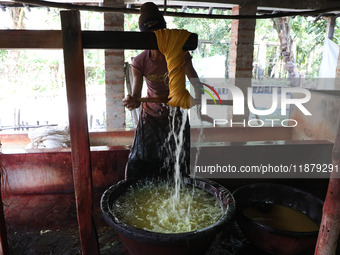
(60, 10), (99, 255)
(0, 30), (62, 49)
(0, 30), (198, 50)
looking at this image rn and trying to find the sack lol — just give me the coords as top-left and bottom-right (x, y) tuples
(26, 124), (70, 149)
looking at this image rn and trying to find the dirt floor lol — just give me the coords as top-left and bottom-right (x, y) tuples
(3, 190), (338, 255)
(2, 190), (252, 255)
(4, 192), (128, 255)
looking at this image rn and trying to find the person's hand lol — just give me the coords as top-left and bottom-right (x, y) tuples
(194, 87), (204, 100)
(122, 94), (141, 110)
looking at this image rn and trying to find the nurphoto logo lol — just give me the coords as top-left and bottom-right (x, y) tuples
(195, 80), (312, 128)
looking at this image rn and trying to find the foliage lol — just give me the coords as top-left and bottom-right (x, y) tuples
(172, 9), (232, 58)
(126, 9), (330, 80)
(124, 13), (144, 63)
(42, 8), (61, 29)
(290, 16), (327, 77)
(255, 19), (278, 43)
(170, 11), (328, 79)
(256, 16), (327, 78)
(81, 11), (104, 30)
(0, 50), (8, 62)
(0, 8), (106, 97)
(84, 50), (105, 85)
(334, 19), (340, 45)
(1, 8), (336, 94)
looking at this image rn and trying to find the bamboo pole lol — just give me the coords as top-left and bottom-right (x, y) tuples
(135, 96), (169, 103)
(60, 10), (99, 255)
(315, 123), (340, 254)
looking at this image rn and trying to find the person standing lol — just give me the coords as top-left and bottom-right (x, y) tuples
(123, 2), (200, 179)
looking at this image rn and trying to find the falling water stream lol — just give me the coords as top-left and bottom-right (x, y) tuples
(166, 107), (189, 210)
(112, 107), (223, 233)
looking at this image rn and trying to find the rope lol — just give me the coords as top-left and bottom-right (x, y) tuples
(154, 29), (194, 109)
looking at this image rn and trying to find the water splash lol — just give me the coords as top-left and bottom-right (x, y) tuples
(112, 108), (224, 233)
(113, 180), (222, 233)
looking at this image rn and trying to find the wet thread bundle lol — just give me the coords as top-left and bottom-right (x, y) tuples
(154, 29), (194, 109)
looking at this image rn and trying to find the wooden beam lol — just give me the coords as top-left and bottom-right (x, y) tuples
(0, 30), (198, 50)
(0, 30), (62, 49)
(82, 31), (198, 50)
(60, 10), (99, 255)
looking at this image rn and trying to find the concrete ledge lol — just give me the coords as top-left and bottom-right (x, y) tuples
(1, 138), (332, 195)
(0, 126), (293, 150)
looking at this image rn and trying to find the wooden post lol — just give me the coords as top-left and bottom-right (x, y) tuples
(60, 10), (99, 255)
(58, 11), (197, 254)
(315, 123), (340, 254)
(0, 159), (9, 255)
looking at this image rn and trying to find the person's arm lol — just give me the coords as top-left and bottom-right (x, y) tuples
(122, 66), (143, 111)
(184, 54), (203, 103)
(184, 54), (214, 123)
